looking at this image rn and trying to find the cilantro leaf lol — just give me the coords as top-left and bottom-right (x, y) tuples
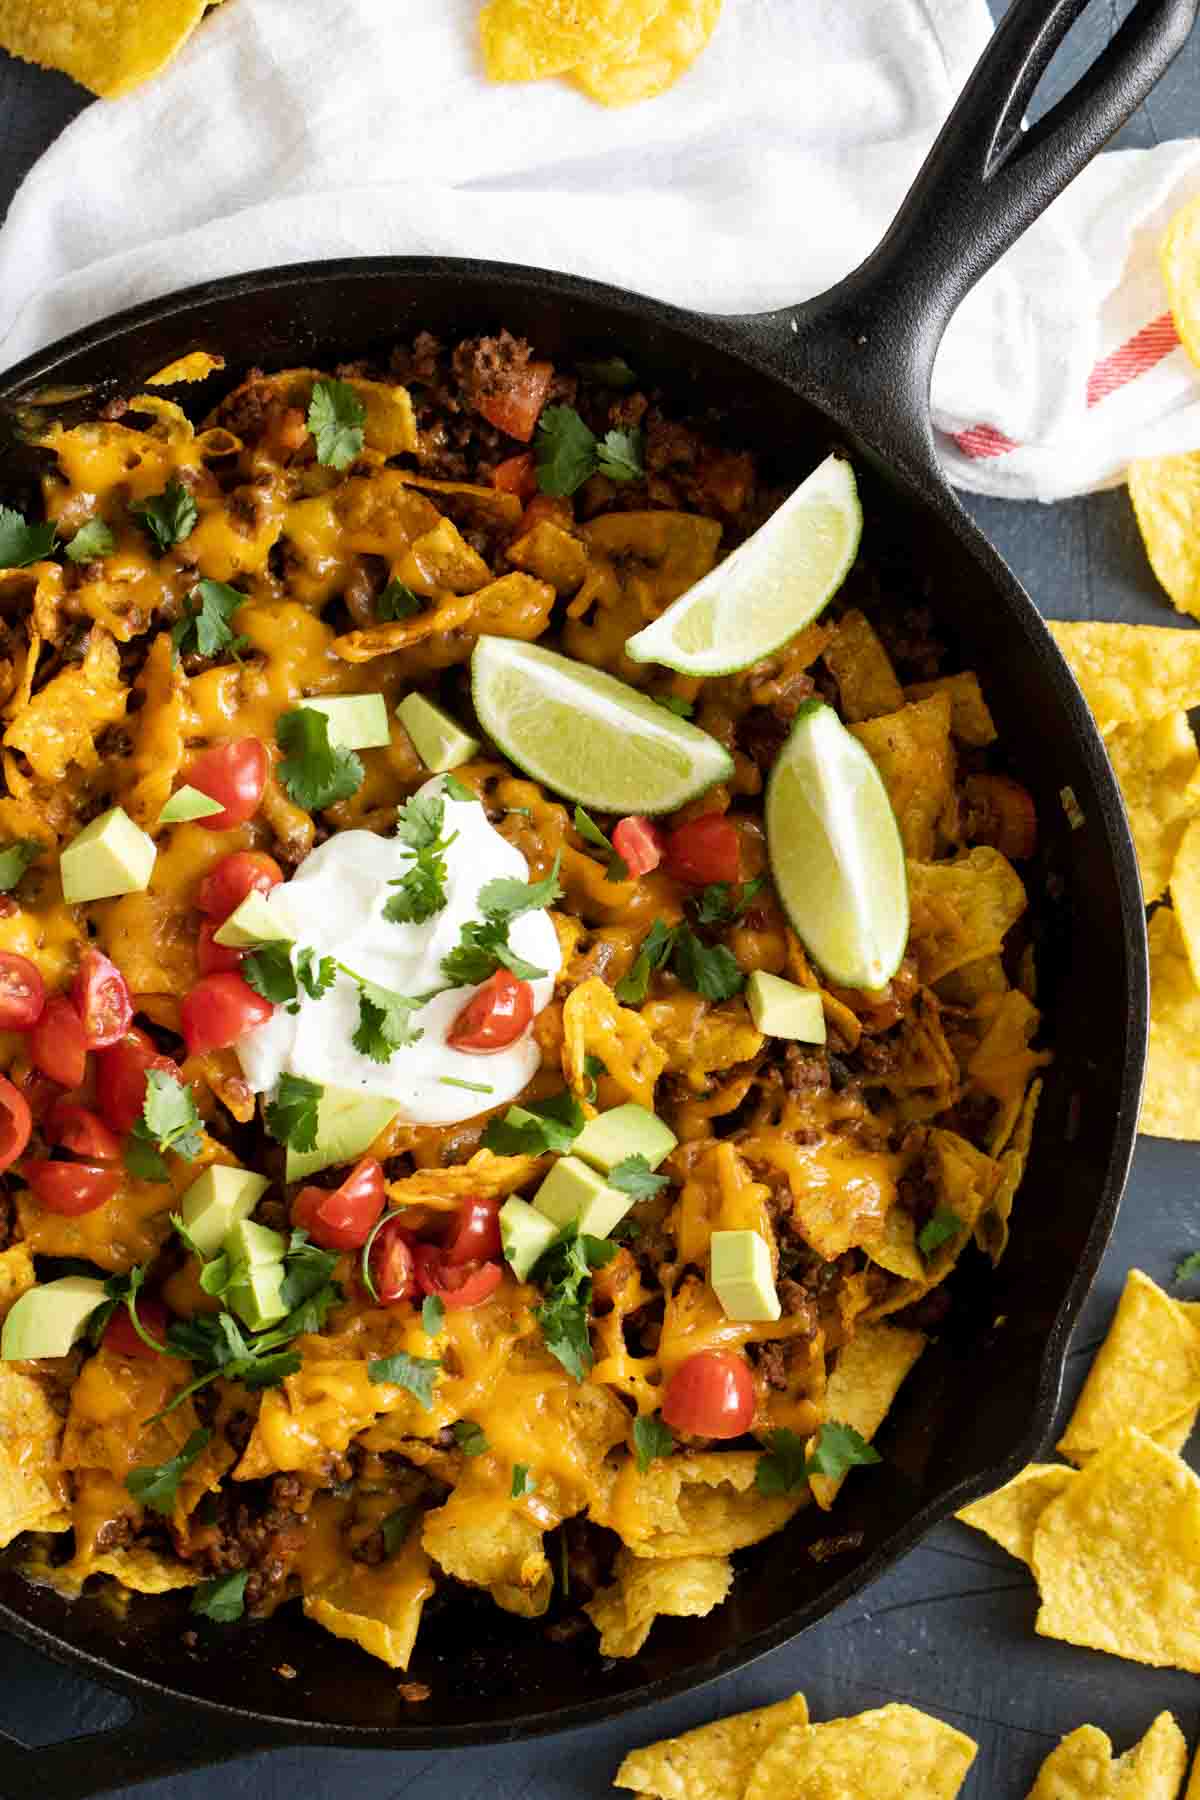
(65, 518), (115, 564)
(669, 924), (744, 1001)
(511, 1464), (536, 1498)
(756, 1421), (881, 1496)
(452, 1420), (489, 1457)
(242, 940), (298, 1005)
(380, 1504), (418, 1557)
(307, 378), (365, 470)
(632, 1413), (674, 1475)
(376, 580), (424, 622)
(265, 1073), (323, 1153)
(438, 1076), (494, 1094)
(349, 975), (430, 1062)
(395, 792), (447, 853)
(170, 1213), (209, 1262)
(384, 793), (454, 925)
(126, 1070), (204, 1180)
(296, 946), (337, 1000)
(0, 506), (56, 569)
(917, 1207), (962, 1258)
(614, 918), (675, 1004)
(276, 706), (364, 812)
(1177, 1252), (1200, 1285)
(199, 1253), (234, 1299)
(755, 1429), (810, 1496)
(689, 877), (765, 927)
(443, 774), (474, 802)
(608, 1154), (668, 1200)
(191, 1570), (248, 1623)
(596, 428), (644, 483)
(368, 1351), (442, 1408)
(278, 1232), (340, 1311)
(529, 1223), (614, 1382)
(807, 1421), (882, 1480)
(171, 579), (250, 661)
(574, 805), (629, 882)
(653, 695), (694, 719)
(577, 356), (638, 390)
(442, 852), (563, 989)
(482, 1088), (584, 1157)
(534, 405), (599, 497)
(0, 839), (43, 892)
(476, 854), (564, 923)
(125, 1427), (211, 1516)
(130, 479), (197, 553)
(421, 1294), (444, 1336)
(124, 1136), (170, 1183)
(240, 1350), (304, 1390)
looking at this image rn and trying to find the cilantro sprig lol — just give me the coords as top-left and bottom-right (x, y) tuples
(0, 505), (56, 569)
(124, 1070), (204, 1183)
(191, 1570), (248, 1623)
(574, 805), (629, 882)
(264, 1073), (323, 1153)
(308, 378), (366, 470)
(511, 1464), (536, 1499)
(615, 918), (744, 1005)
(452, 1420), (489, 1457)
(130, 479), (197, 553)
(0, 839), (42, 892)
(1177, 1251), (1200, 1285)
(368, 1351), (442, 1408)
(384, 792), (457, 925)
(632, 1413), (674, 1474)
(376, 581), (424, 622)
(65, 518), (115, 564)
(171, 579), (250, 662)
(276, 706), (364, 812)
(608, 1154), (668, 1200)
(482, 1089), (584, 1157)
(689, 878), (764, 927)
(917, 1207), (962, 1258)
(534, 406), (644, 497)
(441, 853), (563, 988)
(126, 1427), (211, 1515)
(755, 1422), (881, 1496)
(529, 1222), (617, 1382)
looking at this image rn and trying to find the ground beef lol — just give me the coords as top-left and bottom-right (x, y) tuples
(389, 331), (442, 387)
(782, 1045), (830, 1097)
(94, 1514), (135, 1554)
(252, 1193), (288, 1235)
(451, 330), (532, 409)
(173, 1476), (309, 1613)
(755, 1342), (789, 1390)
(896, 1139), (938, 1225)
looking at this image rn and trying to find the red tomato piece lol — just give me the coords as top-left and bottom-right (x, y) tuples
(13, 1067), (65, 1125)
(196, 919), (246, 976)
(476, 362), (553, 442)
(196, 850), (284, 920)
(95, 1029), (183, 1136)
(103, 1296), (170, 1359)
(446, 1195), (502, 1266)
(71, 948), (133, 1049)
(661, 1349), (756, 1439)
(664, 814), (741, 886)
(366, 1215), (417, 1304)
(492, 452), (537, 502)
(0, 952), (44, 1031)
(414, 1244), (503, 1310)
(612, 816), (665, 878)
(30, 995), (88, 1090)
(188, 739), (270, 832)
(25, 1160), (120, 1216)
(446, 969), (533, 1054)
(181, 974), (274, 1056)
(292, 1157), (386, 1252)
(45, 1102), (121, 1163)
(0, 1076), (32, 1173)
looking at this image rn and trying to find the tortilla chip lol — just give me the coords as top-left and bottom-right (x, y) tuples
(1105, 713), (1200, 902)
(1170, 815), (1200, 986)
(3, 626), (127, 783)
(1032, 1426), (1200, 1670)
(821, 610), (904, 723)
(906, 848), (1027, 983)
(585, 1549), (732, 1657)
(0, 0), (211, 97)
(1128, 453), (1200, 622)
(1163, 191), (1200, 371)
(1048, 621), (1200, 734)
(977, 1076), (1042, 1262)
(968, 990), (1050, 1105)
(0, 1243), (35, 1320)
(572, 0), (720, 106)
(1057, 1269), (1200, 1465)
(145, 352), (225, 387)
(563, 977), (667, 1110)
(421, 1476), (548, 1598)
(481, 0), (664, 81)
(1026, 1713), (1188, 1799)
(808, 1324), (924, 1510)
(507, 519), (589, 594)
(850, 692), (955, 860)
(614, 1693), (809, 1798)
(591, 1450), (805, 1558)
(1142, 907), (1200, 1140)
(956, 1464), (1077, 1567)
(868, 1130), (997, 1309)
(0, 1364), (69, 1547)
(744, 1705), (977, 1800)
(88, 1547), (200, 1593)
(905, 672), (996, 747)
(305, 1535), (435, 1671)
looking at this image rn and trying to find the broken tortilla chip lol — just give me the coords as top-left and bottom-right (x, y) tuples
(956, 1464), (1078, 1568)
(1104, 712), (1200, 903)
(850, 691), (955, 861)
(1141, 907), (1200, 1141)
(1026, 1712), (1188, 1800)
(905, 671), (996, 747)
(0, 0), (214, 97)
(1169, 814), (1200, 986)
(821, 609), (904, 723)
(1048, 620), (1200, 735)
(744, 1704), (977, 1800)
(1058, 1268), (1200, 1466)
(0, 1364), (69, 1547)
(614, 1692), (809, 1798)
(1128, 453), (1200, 623)
(1162, 190), (1200, 374)
(572, 0), (720, 105)
(586, 1548), (732, 1657)
(808, 1323), (924, 1510)
(481, 0), (665, 80)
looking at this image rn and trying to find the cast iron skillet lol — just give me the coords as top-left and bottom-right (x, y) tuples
(0, 0), (1193, 1788)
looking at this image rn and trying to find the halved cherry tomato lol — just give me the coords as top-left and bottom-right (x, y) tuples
(366, 1215), (417, 1304)
(25, 1160), (120, 1216)
(71, 948), (132, 1049)
(492, 452), (537, 502)
(664, 814), (740, 886)
(446, 969), (533, 1054)
(964, 773), (1038, 862)
(196, 850), (284, 920)
(414, 1243), (502, 1311)
(476, 362), (553, 442)
(13, 1067), (65, 1125)
(95, 1029), (183, 1136)
(0, 953), (44, 1030)
(30, 996), (88, 1089)
(188, 739), (270, 832)
(181, 973), (273, 1056)
(612, 816), (665, 878)
(446, 1195), (502, 1266)
(0, 1076), (32, 1172)
(45, 1102), (121, 1163)
(103, 1296), (170, 1359)
(196, 919), (246, 976)
(293, 1157), (386, 1252)
(660, 1349), (755, 1440)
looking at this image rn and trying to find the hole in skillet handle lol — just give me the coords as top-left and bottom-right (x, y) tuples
(0, 1695), (278, 1798)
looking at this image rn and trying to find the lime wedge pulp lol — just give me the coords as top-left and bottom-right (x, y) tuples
(471, 637), (734, 815)
(624, 453), (861, 676)
(765, 700), (908, 990)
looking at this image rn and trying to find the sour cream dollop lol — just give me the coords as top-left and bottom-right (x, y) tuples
(235, 780), (561, 1126)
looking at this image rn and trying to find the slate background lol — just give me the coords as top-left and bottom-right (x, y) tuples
(0, 5), (1198, 1793)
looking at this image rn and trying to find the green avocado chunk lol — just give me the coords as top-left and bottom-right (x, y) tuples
(60, 806), (156, 904)
(212, 890), (291, 948)
(745, 971), (827, 1043)
(157, 785), (225, 825)
(499, 1196), (559, 1281)
(285, 1084), (402, 1182)
(179, 1165), (270, 1258)
(1, 1276), (107, 1360)
(532, 1155), (630, 1240)
(227, 1262), (288, 1332)
(301, 694), (392, 750)
(573, 1102), (677, 1176)
(226, 1219), (287, 1270)
(710, 1228), (781, 1323)
(396, 692), (481, 773)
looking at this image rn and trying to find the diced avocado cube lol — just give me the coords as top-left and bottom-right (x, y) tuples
(301, 694), (391, 751)
(227, 1262), (288, 1332)
(60, 806), (156, 904)
(179, 1165), (269, 1258)
(746, 971), (827, 1043)
(212, 889), (291, 948)
(225, 1218), (287, 1270)
(1, 1276), (107, 1360)
(532, 1155), (630, 1240)
(710, 1229), (781, 1323)
(285, 1085), (402, 1182)
(573, 1103), (677, 1176)
(499, 1196), (559, 1281)
(396, 693), (481, 774)
(157, 785), (225, 825)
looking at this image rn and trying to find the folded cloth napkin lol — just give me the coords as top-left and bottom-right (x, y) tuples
(0, 0), (1197, 502)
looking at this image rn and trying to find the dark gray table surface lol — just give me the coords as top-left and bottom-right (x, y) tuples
(1, 8), (1199, 1796)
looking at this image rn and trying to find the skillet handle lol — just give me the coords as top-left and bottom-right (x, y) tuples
(738, 0), (1198, 473)
(0, 1708), (274, 1798)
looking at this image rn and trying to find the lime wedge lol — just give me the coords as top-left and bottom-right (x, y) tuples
(471, 637), (733, 814)
(625, 453), (861, 676)
(765, 700), (907, 990)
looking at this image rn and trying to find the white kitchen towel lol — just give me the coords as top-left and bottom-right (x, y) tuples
(0, 0), (1197, 501)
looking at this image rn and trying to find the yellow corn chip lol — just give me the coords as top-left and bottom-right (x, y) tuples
(1128, 453), (1200, 622)
(906, 848), (1027, 983)
(1026, 1712), (1188, 1799)
(1104, 713), (1200, 902)
(1142, 907), (1200, 1141)
(851, 691), (955, 861)
(590, 1450), (805, 1558)
(586, 1549), (731, 1658)
(1048, 621), (1200, 734)
(573, 0), (720, 106)
(0, 0), (211, 97)
(481, 0), (665, 81)
(0, 1364), (69, 1548)
(743, 1705), (977, 1800)
(821, 609), (904, 723)
(1152, 1406), (1198, 1455)
(1032, 1427), (1200, 1670)
(614, 1693), (810, 1798)
(88, 1547), (200, 1593)
(145, 351), (226, 386)
(1162, 191), (1200, 373)
(905, 671), (997, 746)
(1058, 1269), (1200, 1465)
(956, 1464), (1077, 1567)
(1170, 815), (1200, 986)
(0, 1242), (35, 1320)
(978, 1076), (1042, 1263)
(808, 1324), (925, 1510)
(304, 1532), (435, 1670)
